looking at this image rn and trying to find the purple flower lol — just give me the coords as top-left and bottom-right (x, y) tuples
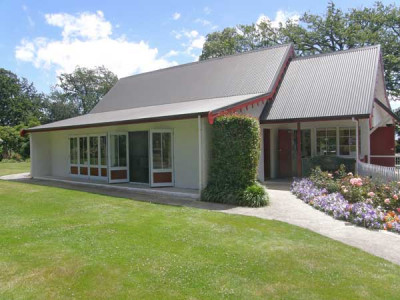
(291, 179), (383, 230)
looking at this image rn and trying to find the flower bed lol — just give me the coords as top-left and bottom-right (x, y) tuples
(291, 165), (400, 233)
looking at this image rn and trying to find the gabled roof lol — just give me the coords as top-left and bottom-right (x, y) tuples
(91, 43), (292, 113)
(27, 44), (292, 133)
(261, 45), (381, 122)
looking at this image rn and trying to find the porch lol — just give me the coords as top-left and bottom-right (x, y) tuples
(261, 118), (372, 179)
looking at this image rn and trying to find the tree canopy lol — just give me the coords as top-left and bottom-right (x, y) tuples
(200, 2), (400, 99)
(0, 68), (46, 126)
(45, 66), (118, 122)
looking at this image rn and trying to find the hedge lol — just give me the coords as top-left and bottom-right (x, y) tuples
(201, 114), (268, 207)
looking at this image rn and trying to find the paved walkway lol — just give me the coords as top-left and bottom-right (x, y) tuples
(3, 174), (400, 265)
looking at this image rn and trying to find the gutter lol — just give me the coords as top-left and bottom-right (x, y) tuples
(21, 112), (208, 136)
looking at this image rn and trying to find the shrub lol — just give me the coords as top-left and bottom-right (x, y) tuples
(239, 183), (269, 207)
(201, 114), (268, 207)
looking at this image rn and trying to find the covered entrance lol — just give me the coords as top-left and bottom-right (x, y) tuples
(278, 128), (311, 178)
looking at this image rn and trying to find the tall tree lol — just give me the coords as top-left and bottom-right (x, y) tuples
(0, 68), (46, 126)
(46, 66), (118, 122)
(200, 2), (400, 99)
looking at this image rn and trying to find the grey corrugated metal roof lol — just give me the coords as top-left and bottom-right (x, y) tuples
(28, 93), (263, 132)
(91, 44), (292, 113)
(261, 45), (380, 121)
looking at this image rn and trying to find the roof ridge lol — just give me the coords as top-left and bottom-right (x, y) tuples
(292, 44), (380, 62)
(119, 43), (292, 81)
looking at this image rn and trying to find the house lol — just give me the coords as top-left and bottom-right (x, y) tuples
(23, 43), (399, 191)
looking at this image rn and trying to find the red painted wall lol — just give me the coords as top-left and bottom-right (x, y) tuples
(370, 126), (395, 167)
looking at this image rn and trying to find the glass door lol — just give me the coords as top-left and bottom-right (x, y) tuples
(150, 129), (173, 187)
(89, 135), (107, 180)
(108, 133), (129, 183)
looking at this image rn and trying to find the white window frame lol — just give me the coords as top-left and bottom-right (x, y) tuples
(108, 132), (129, 183)
(68, 134), (107, 180)
(316, 128), (337, 156)
(150, 129), (174, 187)
(338, 127), (357, 157)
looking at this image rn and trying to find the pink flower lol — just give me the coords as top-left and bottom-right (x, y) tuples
(397, 208), (400, 213)
(366, 198), (373, 204)
(393, 194), (399, 200)
(350, 178), (363, 186)
(367, 192), (375, 197)
(384, 198), (391, 205)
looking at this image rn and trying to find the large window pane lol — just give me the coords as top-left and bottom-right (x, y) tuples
(90, 136), (99, 165)
(100, 136), (107, 165)
(110, 135), (119, 167)
(70, 138), (78, 164)
(339, 127), (357, 156)
(162, 133), (172, 169)
(119, 135), (127, 167)
(152, 133), (162, 169)
(316, 128), (337, 156)
(79, 137), (88, 165)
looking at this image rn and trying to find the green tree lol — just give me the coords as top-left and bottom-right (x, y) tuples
(46, 66), (118, 122)
(0, 68), (46, 126)
(200, 2), (400, 99)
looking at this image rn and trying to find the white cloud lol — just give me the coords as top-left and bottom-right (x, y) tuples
(257, 10), (299, 29)
(170, 29), (205, 60)
(45, 11), (112, 40)
(184, 30), (198, 38)
(172, 12), (181, 20)
(203, 7), (211, 15)
(164, 50), (179, 57)
(15, 11), (177, 78)
(191, 36), (205, 49)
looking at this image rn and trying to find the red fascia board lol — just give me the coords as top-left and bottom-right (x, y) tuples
(207, 45), (295, 124)
(208, 93), (273, 124)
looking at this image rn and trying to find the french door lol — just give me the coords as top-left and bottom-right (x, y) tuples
(88, 135), (108, 179)
(150, 129), (174, 187)
(108, 133), (129, 183)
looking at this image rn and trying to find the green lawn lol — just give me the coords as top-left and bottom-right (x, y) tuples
(1, 181), (400, 299)
(0, 161), (30, 176)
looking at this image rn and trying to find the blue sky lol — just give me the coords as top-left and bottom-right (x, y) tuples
(0, 0), (398, 94)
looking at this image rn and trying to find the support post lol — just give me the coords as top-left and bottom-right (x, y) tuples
(297, 122), (302, 177)
(198, 115), (202, 193)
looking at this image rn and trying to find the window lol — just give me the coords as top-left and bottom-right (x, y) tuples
(152, 132), (172, 170)
(79, 137), (88, 165)
(110, 134), (127, 167)
(339, 128), (356, 156)
(70, 138), (78, 164)
(100, 136), (107, 165)
(89, 136), (98, 165)
(69, 135), (107, 178)
(316, 128), (337, 156)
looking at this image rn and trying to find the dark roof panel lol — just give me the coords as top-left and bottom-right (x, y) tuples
(261, 45), (380, 121)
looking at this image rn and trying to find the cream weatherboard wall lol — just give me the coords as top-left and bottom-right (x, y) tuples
(30, 118), (209, 190)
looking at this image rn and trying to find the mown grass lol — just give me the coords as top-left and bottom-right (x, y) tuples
(1, 180), (400, 299)
(0, 161), (30, 176)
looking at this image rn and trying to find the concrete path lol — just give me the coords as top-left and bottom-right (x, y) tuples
(3, 174), (400, 265)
